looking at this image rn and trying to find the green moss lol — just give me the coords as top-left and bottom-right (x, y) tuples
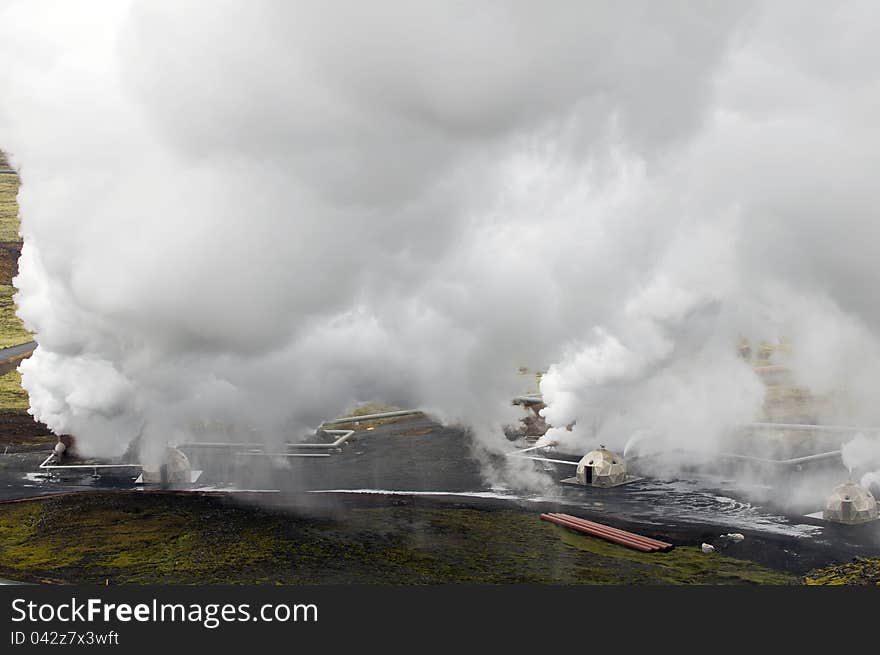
(0, 160), (33, 415)
(0, 174), (20, 243)
(0, 158), (30, 348)
(0, 370), (28, 411)
(553, 526), (794, 585)
(805, 558), (880, 585)
(0, 495), (291, 584)
(0, 285), (30, 349)
(0, 493), (797, 585)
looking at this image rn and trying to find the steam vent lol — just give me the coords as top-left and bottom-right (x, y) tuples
(822, 482), (879, 525)
(576, 446), (626, 488)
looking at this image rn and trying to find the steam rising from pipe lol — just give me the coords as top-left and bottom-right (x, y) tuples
(842, 433), (880, 492)
(2, 2), (880, 482)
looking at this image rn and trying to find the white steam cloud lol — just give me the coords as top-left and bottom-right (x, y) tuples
(2, 2), (880, 481)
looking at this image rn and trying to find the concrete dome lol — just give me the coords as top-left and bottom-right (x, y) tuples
(576, 446), (626, 487)
(823, 482), (878, 525)
(142, 446), (192, 485)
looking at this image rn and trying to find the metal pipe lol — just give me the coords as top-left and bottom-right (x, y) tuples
(234, 452), (331, 458)
(552, 517), (661, 553)
(39, 452), (143, 471)
(512, 395), (544, 405)
(286, 430), (355, 449)
(720, 450), (841, 466)
(748, 422), (880, 433)
(509, 440), (839, 469)
(176, 442), (264, 448)
(40, 465), (143, 469)
(547, 513), (672, 551)
(541, 514), (655, 552)
(507, 442), (556, 455)
(506, 454), (578, 466)
(320, 409), (422, 425)
(177, 429), (356, 452)
(547, 515), (662, 552)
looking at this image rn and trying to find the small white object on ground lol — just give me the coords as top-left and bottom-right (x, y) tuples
(701, 543), (715, 553)
(723, 533), (745, 542)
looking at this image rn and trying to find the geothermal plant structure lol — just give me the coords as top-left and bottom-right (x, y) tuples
(560, 445), (642, 488)
(570, 446), (636, 487)
(508, 386), (880, 525)
(506, 443), (641, 489)
(31, 398), (880, 528)
(822, 482), (879, 525)
(34, 409), (425, 487)
(139, 447), (198, 485)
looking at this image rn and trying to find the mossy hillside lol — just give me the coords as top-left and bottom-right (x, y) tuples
(552, 526), (793, 584)
(0, 495), (289, 584)
(0, 155), (29, 348)
(0, 370), (28, 411)
(0, 156), (32, 414)
(0, 493), (797, 585)
(0, 285), (31, 349)
(0, 174), (20, 243)
(805, 558), (880, 585)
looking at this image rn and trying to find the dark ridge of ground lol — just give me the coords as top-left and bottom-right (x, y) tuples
(0, 491), (796, 585)
(0, 409), (53, 449)
(0, 241), (20, 286)
(0, 355), (30, 377)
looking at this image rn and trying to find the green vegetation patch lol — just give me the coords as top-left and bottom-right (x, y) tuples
(0, 161), (31, 350)
(0, 493), (797, 585)
(0, 174), (21, 243)
(0, 494), (290, 584)
(0, 370), (28, 411)
(805, 558), (880, 585)
(0, 285), (32, 349)
(551, 526), (793, 585)
(0, 156), (34, 419)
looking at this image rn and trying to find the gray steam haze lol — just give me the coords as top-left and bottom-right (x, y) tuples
(2, 1), (880, 483)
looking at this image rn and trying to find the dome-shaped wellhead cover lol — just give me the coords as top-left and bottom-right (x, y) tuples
(823, 482), (879, 525)
(141, 446), (192, 486)
(576, 446), (626, 487)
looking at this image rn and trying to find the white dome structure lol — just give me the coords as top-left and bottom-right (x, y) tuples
(141, 446), (192, 485)
(823, 482), (878, 525)
(576, 445), (626, 488)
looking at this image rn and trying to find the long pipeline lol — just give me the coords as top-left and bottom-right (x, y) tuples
(719, 450), (841, 466)
(38, 453), (142, 471)
(540, 514), (656, 552)
(175, 429), (356, 452)
(748, 422), (880, 434)
(546, 513), (673, 551)
(320, 409), (423, 426)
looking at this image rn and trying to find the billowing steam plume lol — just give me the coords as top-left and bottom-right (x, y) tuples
(2, 2), (880, 480)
